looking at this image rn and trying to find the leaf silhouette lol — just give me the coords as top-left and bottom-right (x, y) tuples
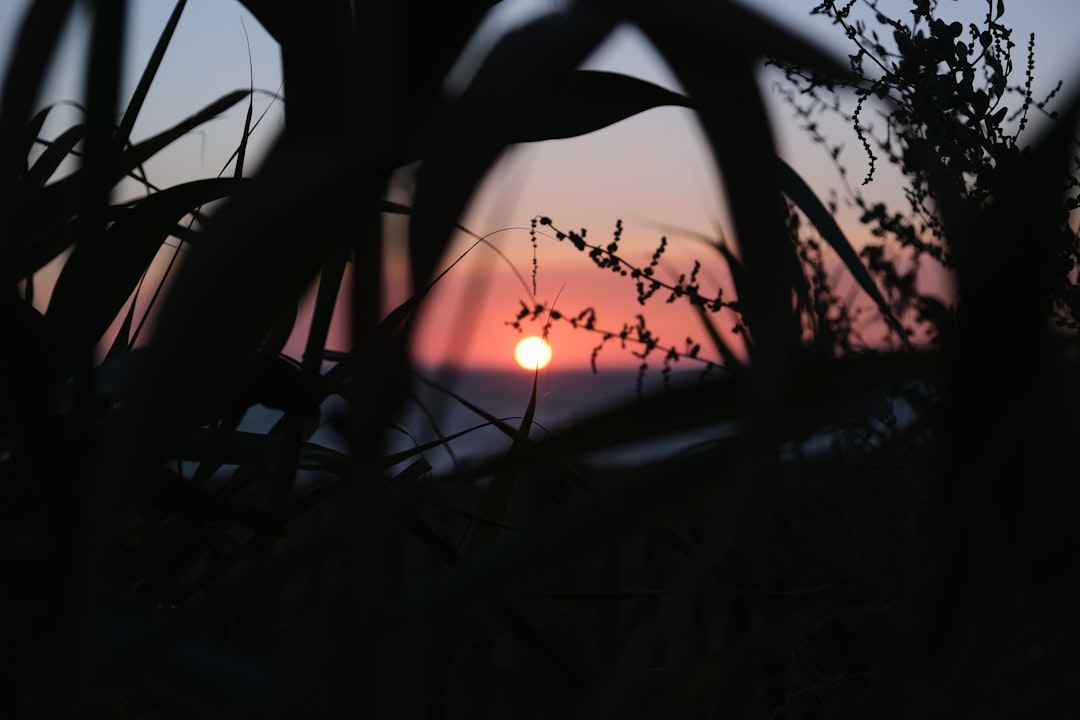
(408, 5), (617, 298)
(114, 0), (188, 153)
(629, 0), (849, 80)
(45, 178), (244, 375)
(13, 91), (250, 276)
(22, 122), (87, 194)
(463, 365), (539, 556)
(777, 158), (909, 343)
(507, 69), (693, 143)
(0, 0), (77, 209)
(636, 40), (795, 424)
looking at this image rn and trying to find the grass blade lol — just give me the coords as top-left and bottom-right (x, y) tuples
(778, 157), (910, 346)
(234, 16), (254, 179)
(45, 177), (244, 374)
(510, 70), (692, 142)
(13, 91), (250, 276)
(0, 0), (77, 211)
(22, 121), (87, 194)
(408, 5), (616, 297)
(114, 0), (187, 153)
(463, 367), (539, 555)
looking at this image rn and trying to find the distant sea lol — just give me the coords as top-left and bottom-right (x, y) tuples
(237, 365), (912, 479)
(385, 366), (728, 476)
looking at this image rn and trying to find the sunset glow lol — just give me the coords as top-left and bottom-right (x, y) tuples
(514, 336), (553, 370)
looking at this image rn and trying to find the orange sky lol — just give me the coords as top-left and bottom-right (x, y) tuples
(274, 77), (954, 374)
(368, 100), (945, 373)
(20, 1), (1066, 373)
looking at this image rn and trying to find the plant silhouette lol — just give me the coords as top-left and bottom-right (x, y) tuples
(1, 0), (1078, 717)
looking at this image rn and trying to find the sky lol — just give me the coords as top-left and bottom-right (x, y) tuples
(3, 0), (1079, 372)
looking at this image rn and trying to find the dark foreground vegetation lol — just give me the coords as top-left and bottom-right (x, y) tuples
(2, 0), (1079, 717)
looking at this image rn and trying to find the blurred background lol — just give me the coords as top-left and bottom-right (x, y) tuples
(2, 0), (1076, 372)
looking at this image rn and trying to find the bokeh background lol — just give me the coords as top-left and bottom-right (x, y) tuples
(3, 0), (1077, 370)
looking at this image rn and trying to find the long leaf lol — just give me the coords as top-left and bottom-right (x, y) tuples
(45, 177), (245, 373)
(628, 0), (849, 80)
(100, 142), (357, 554)
(104, 282), (138, 360)
(475, 70), (890, 349)
(630, 5), (820, 510)
(0, 0), (77, 214)
(233, 16), (255, 179)
(13, 91), (250, 275)
(397, 69), (697, 168)
(463, 368), (539, 555)
(22, 122), (87, 194)
(383, 420), (521, 469)
(114, 0), (187, 152)
(115, 90), (250, 178)
(512, 69), (692, 142)
(408, 5), (617, 298)
(18, 102), (67, 182)
(778, 157), (909, 344)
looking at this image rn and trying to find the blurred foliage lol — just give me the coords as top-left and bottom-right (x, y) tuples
(1, 0), (1079, 718)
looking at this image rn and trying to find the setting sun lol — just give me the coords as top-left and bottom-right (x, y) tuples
(514, 336), (553, 370)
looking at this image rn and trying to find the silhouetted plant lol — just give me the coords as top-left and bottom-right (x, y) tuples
(2, 0), (1080, 718)
(772, 0), (1080, 332)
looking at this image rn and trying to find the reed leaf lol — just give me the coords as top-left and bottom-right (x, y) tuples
(114, 0), (187, 153)
(0, 0), (77, 209)
(778, 157), (909, 344)
(22, 121), (87, 194)
(408, 5), (617, 297)
(45, 177), (244, 374)
(463, 368), (539, 555)
(13, 90), (250, 275)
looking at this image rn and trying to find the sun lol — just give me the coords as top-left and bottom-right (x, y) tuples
(514, 336), (553, 371)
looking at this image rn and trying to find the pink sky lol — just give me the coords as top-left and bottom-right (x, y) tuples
(10, 1), (1075, 373)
